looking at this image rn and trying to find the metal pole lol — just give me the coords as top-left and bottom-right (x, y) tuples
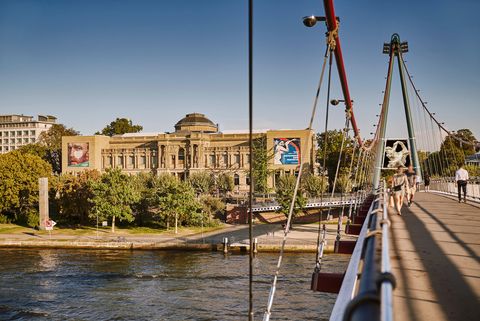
(248, 0), (254, 320)
(397, 41), (422, 180)
(372, 36), (396, 189)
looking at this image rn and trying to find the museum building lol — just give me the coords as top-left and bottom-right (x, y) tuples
(62, 113), (316, 191)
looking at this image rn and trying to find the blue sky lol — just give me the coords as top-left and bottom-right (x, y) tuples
(0, 0), (479, 140)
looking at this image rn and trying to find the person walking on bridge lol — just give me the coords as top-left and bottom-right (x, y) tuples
(405, 165), (417, 207)
(455, 164), (469, 203)
(392, 166), (408, 215)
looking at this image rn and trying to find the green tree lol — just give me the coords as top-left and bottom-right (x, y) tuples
(18, 143), (48, 158)
(317, 130), (354, 187)
(147, 174), (201, 233)
(336, 172), (353, 193)
(55, 170), (101, 225)
(199, 195), (225, 224)
(0, 151), (52, 226)
(188, 171), (214, 195)
(89, 169), (139, 232)
(38, 124), (79, 173)
(301, 174), (328, 198)
(216, 173), (234, 197)
(96, 118), (143, 136)
(275, 175), (306, 225)
(251, 136), (274, 194)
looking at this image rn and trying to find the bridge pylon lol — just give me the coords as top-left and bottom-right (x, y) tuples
(373, 33), (422, 189)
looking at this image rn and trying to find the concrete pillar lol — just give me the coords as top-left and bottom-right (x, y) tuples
(38, 177), (49, 230)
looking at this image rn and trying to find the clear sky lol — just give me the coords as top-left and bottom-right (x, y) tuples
(0, 0), (479, 140)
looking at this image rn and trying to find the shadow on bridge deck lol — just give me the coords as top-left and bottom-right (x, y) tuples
(390, 192), (480, 321)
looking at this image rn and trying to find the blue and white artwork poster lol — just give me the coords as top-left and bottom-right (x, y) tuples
(274, 138), (301, 165)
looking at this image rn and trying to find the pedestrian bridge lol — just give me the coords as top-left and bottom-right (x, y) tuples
(390, 192), (480, 321)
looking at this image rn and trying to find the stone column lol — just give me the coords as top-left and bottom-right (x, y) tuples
(38, 177), (49, 230)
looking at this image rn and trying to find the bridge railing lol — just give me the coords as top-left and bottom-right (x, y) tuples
(330, 182), (395, 321)
(425, 178), (480, 203)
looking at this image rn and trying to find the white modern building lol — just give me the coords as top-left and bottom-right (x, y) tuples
(0, 114), (57, 154)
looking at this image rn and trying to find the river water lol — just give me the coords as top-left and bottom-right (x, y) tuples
(0, 249), (349, 321)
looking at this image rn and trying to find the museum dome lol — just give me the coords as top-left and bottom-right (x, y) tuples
(174, 113), (218, 133)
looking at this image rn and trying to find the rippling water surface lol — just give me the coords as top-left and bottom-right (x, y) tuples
(0, 249), (349, 320)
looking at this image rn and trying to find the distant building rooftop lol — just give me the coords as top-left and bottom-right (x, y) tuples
(0, 114), (57, 124)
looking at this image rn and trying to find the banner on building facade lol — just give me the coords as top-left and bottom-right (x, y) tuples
(274, 138), (301, 165)
(68, 142), (90, 167)
(383, 139), (411, 169)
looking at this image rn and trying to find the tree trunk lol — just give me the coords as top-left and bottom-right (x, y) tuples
(111, 216), (116, 233)
(175, 212), (178, 234)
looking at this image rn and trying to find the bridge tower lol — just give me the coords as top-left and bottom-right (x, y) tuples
(373, 33), (422, 189)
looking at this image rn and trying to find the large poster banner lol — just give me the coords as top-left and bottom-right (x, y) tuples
(68, 142), (90, 167)
(383, 139), (411, 169)
(274, 138), (300, 165)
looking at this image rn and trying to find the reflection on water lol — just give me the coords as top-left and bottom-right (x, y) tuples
(0, 249), (349, 321)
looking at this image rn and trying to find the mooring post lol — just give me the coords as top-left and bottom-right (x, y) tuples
(222, 237), (229, 254)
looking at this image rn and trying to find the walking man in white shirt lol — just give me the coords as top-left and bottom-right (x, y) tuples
(455, 164), (469, 203)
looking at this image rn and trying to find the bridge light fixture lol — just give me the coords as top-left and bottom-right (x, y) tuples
(330, 99), (353, 106)
(302, 15), (338, 28)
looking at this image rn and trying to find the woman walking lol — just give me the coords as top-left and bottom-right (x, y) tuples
(391, 166), (408, 215)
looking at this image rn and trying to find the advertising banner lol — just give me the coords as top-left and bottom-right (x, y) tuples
(274, 138), (301, 165)
(383, 139), (411, 169)
(68, 142), (90, 167)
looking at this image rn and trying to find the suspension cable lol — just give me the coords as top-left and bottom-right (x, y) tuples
(262, 43), (332, 321)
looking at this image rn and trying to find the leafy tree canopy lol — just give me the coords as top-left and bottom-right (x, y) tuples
(96, 118), (143, 136)
(188, 172), (214, 195)
(88, 168), (139, 231)
(275, 175), (306, 221)
(0, 151), (52, 226)
(251, 136), (274, 194)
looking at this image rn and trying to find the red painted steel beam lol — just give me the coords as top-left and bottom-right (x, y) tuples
(323, 0), (363, 147)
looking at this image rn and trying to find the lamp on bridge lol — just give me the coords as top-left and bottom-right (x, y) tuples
(302, 15), (340, 28)
(330, 99), (353, 106)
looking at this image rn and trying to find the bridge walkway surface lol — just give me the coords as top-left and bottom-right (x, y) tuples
(389, 192), (480, 321)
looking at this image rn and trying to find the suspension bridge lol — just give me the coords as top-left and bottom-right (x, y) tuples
(245, 1), (480, 321)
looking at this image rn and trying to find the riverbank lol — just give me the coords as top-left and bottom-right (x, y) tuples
(0, 221), (355, 253)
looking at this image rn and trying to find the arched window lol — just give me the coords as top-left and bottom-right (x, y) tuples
(234, 173), (240, 186)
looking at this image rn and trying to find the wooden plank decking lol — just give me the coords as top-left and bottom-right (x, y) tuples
(389, 192), (480, 321)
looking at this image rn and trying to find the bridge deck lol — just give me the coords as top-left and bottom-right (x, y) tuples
(390, 192), (480, 321)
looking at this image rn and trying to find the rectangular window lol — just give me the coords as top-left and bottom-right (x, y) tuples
(116, 156), (123, 168)
(23, 130), (28, 136)
(30, 138), (35, 143)
(23, 138), (28, 143)
(16, 138), (21, 144)
(10, 139), (15, 144)
(138, 155), (146, 166)
(10, 131), (15, 137)
(30, 130), (35, 136)
(222, 154), (228, 167)
(151, 155), (157, 168)
(105, 156), (112, 168)
(210, 155), (216, 167)
(234, 154), (240, 164)
(17, 131), (21, 136)
(127, 155), (134, 168)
